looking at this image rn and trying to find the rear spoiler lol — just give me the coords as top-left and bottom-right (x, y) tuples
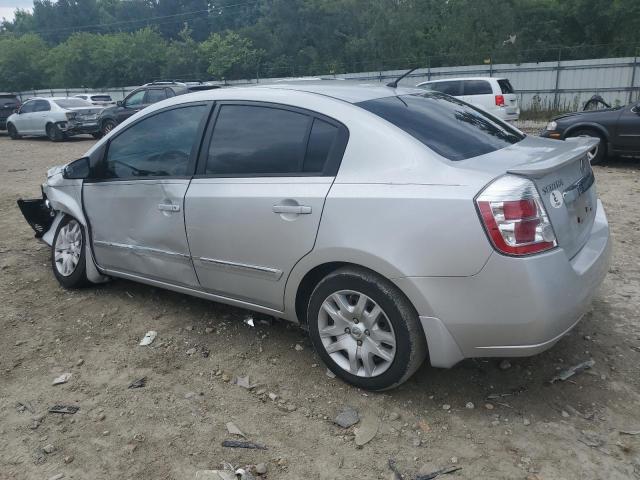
(507, 137), (599, 178)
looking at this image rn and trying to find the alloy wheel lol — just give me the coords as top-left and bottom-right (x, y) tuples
(54, 219), (82, 277)
(318, 290), (396, 377)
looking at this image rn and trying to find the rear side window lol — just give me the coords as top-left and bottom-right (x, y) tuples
(145, 89), (167, 104)
(420, 81), (462, 96)
(165, 88), (176, 98)
(463, 80), (493, 95)
(33, 100), (51, 112)
(357, 93), (524, 161)
(498, 79), (515, 94)
(304, 119), (339, 173)
(104, 105), (207, 178)
(206, 105), (311, 175)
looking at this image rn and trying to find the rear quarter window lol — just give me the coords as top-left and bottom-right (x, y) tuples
(357, 93), (524, 161)
(463, 80), (493, 95)
(498, 79), (515, 94)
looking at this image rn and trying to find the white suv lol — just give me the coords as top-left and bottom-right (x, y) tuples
(416, 77), (520, 121)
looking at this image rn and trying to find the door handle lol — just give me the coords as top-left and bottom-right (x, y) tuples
(158, 203), (180, 212)
(272, 204), (312, 214)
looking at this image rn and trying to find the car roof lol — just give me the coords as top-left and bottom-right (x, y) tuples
(234, 81), (425, 104)
(418, 76), (506, 83)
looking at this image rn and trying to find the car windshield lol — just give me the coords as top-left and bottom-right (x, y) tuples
(357, 93), (525, 161)
(0, 95), (19, 106)
(54, 98), (92, 109)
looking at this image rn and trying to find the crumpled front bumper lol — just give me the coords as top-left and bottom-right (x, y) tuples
(17, 194), (56, 238)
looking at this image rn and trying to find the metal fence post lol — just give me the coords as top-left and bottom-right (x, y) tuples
(629, 47), (638, 104)
(427, 56), (431, 81)
(489, 54), (493, 77)
(553, 48), (562, 110)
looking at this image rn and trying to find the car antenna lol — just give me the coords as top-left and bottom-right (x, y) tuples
(386, 67), (418, 89)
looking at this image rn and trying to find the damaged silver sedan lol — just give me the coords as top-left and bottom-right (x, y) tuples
(18, 83), (610, 390)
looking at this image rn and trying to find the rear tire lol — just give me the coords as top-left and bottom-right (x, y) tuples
(51, 215), (90, 289)
(307, 266), (427, 391)
(7, 123), (20, 139)
(566, 129), (606, 164)
(46, 123), (65, 142)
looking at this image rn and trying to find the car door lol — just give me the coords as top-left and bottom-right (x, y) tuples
(117, 89), (147, 123)
(32, 99), (52, 134)
(144, 88), (168, 106)
(613, 103), (640, 153)
(185, 102), (348, 310)
(83, 102), (211, 286)
(13, 100), (36, 133)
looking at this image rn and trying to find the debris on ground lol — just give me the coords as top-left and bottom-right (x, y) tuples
(128, 377), (147, 389)
(294, 344), (303, 351)
(186, 347), (197, 356)
(139, 330), (157, 346)
(48, 474), (64, 480)
(16, 401), (34, 413)
(221, 440), (267, 450)
(334, 406), (360, 428)
(619, 429), (640, 435)
(325, 368), (336, 379)
(52, 372), (72, 385)
(549, 359), (595, 383)
(194, 470), (236, 480)
(499, 359), (512, 370)
(442, 404), (451, 411)
(243, 316), (255, 327)
(43, 444), (55, 454)
(255, 463), (267, 475)
(226, 421), (246, 437)
(465, 402), (475, 409)
(235, 468), (256, 480)
(48, 405), (79, 415)
(234, 375), (256, 390)
(354, 414), (379, 447)
(417, 466), (463, 480)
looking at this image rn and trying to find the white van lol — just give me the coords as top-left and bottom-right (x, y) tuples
(416, 77), (520, 121)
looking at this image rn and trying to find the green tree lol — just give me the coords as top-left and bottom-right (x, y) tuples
(0, 34), (48, 91)
(200, 31), (262, 79)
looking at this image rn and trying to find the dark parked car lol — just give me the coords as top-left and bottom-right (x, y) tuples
(97, 81), (219, 135)
(0, 93), (21, 130)
(541, 101), (640, 164)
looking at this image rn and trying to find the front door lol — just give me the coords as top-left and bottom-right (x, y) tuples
(13, 100), (36, 133)
(83, 102), (210, 286)
(185, 102), (348, 310)
(614, 104), (640, 154)
(117, 89), (147, 123)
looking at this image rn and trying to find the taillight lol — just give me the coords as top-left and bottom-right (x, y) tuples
(495, 94), (505, 106)
(476, 175), (556, 256)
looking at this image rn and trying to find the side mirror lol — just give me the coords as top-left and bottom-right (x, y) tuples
(14, 108), (20, 114)
(117, 100), (123, 107)
(63, 157), (91, 180)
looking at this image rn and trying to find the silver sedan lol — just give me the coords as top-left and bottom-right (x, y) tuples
(18, 82), (611, 390)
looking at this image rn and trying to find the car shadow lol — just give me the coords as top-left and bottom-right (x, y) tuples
(598, 155), (640, 170)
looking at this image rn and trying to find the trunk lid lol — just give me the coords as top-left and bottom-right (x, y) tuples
(462, 136), (599, 259)
(68, 106), (103, 121)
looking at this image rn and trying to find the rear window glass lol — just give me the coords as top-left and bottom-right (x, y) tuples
(357, 93), (524, 161)
(463, 80), (493, 95)
(498, 79), (515, 94)
(419, 80), (462, 96)
(0, 95), (19, 107)
(91, 95), (112, 101)
(54, 98), (92, 108)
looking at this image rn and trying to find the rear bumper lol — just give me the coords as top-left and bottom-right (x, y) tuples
(396, 199), (611, 367)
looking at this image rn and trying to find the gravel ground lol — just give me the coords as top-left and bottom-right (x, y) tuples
(1, 133), (639, 480)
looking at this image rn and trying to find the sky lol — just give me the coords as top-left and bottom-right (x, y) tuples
(0, 0), (32, 21)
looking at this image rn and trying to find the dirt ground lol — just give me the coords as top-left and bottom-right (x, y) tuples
(1, 131), (639, 480)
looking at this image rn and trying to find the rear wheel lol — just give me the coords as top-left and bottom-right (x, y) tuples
(101, 119), (117, 135)
(46, 123), (65, 142)
(566, 129), (606, 164)
(7, 123), (20, 139)
(51, 216), (90, 289)
(307, 266), (427, 391)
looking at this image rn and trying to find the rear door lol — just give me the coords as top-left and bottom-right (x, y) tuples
(185, 102), (348, 310)
(84, 102), (210, 286)
(144, 88), (168, 106)
(497, 79), (519, 116)
(32, 99), (52, 134)
(613, 104), (640, 153)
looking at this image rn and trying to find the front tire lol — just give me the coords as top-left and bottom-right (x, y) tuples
(307, 267), (427, 391)
(566, 129), (606, 164)
(46, 123), (65, 142)
(51, 216), (90, 288)
(7, 123), (20, 139)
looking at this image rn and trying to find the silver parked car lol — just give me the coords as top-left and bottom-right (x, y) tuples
(17, 82), (611, 390)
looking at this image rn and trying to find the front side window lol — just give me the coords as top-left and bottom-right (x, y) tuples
(145, 89), (167, 104)
(125, 90), (146, 107)
(357, 93), (524, 161)
(463, 80), (493, 96)
(103, 105), (207, 179)
(206, 105), (312, 175)
(19, 101), (35, 113)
